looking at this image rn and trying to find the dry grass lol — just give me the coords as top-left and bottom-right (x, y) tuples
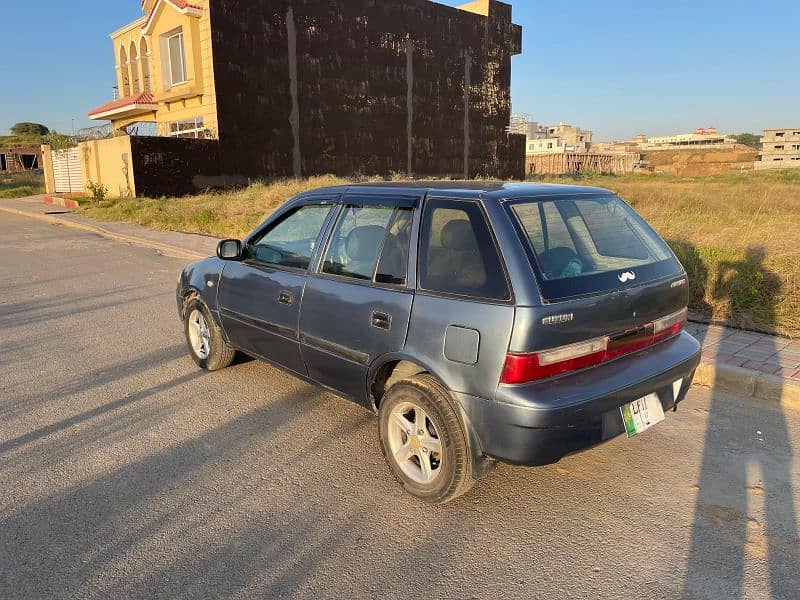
(81, 175), (355, 239)
(0, 172), (45, 199)
(80, 169), (800, 336)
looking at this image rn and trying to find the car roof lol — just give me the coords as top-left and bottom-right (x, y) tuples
(303, 181), (614, 200)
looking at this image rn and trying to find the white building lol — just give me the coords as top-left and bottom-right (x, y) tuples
(645, 128), (736, 149)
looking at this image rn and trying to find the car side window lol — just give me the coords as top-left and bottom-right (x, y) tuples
(419, 199), (510, 301)
(322, 205), (412, 284)
(248, 204), (331, 270)
(375, 208), (413, 285)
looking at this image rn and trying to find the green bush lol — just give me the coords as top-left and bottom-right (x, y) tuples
(86, 181), (108, 202)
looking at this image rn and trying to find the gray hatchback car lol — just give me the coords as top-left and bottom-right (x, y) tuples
(177, 182), (701, 503)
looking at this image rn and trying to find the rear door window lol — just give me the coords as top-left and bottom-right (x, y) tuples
(321, 204), (413, 285)
(419, 198), (510, 301)
(509, 195), (680, 300)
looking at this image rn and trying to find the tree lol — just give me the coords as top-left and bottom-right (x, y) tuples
(736, 133), (761, 149)
(10, 122), (50, 136)
(44, 131), (76, 150)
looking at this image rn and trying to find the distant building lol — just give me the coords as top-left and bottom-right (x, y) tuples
(0, 145), (42, 174)
(645, 127), (736, 149)
(525, 123), (593, 155)
(755, 128), (800, 169)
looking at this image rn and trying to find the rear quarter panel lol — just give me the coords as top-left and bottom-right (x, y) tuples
(404, 294), (515, 400)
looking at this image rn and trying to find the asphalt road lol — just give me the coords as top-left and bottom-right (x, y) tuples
(1, 212), (799, 599)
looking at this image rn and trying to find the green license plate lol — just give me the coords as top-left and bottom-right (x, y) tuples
(621, 393), (665, 438)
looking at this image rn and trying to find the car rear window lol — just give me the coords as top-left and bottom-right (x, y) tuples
(509, 195), (681, 300)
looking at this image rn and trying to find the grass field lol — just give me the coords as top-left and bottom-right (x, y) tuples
(80, 170), (800, 336)
(0, 173), (45, 199)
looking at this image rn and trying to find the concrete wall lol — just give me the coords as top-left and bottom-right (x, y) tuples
(78, 135), (244, 198)
(129, 136), (229, 197)
(80, 136), (136, 197)
(41, 145), (55, 193)
(207, 0), (524, 179)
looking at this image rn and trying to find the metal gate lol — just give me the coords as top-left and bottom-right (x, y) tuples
(52, 148), (84, 193)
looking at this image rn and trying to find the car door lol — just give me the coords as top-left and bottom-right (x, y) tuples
(299, 194), (419, 405)
(217, 199), (336, 375)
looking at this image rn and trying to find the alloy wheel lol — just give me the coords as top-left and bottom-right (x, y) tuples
(386, 401), (444, 484)
(188, 309), (211, 360)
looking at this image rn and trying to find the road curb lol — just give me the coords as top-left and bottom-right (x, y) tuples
(0, 205), (205, 262)
(694, 360), (800, 411)
(44, 195), (80, 210)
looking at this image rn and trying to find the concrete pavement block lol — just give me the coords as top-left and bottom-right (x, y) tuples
(694, 359), (800, 412)
(714, 364), (758, 397)
(755, 375), (800, 411)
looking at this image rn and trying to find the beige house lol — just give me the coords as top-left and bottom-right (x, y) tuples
(88, 0), (218, 139)
(756, 128), (800, 169)
(526, 123), (593, 155)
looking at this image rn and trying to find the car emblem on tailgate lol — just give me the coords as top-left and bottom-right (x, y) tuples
(542, 313), (574, 325)
(618, 271), (636, 283)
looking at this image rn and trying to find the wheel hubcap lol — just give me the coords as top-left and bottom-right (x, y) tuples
(188, 309), (211, 360)
(387, 401), (444, 484)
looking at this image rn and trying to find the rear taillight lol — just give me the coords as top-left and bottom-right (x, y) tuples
(653, 307), (688, 343)
(500, 308), (688, 385)
(500, 337), (607, 384)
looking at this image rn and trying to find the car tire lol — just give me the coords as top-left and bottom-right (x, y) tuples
(183, 298), (236, 371)
(378, 374), (475, 504)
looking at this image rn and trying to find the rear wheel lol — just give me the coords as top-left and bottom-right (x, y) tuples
(183, 298), (236, 371)
(378, 374), (475, 503)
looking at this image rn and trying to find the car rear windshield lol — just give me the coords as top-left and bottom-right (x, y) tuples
(508, 194), (681, 301)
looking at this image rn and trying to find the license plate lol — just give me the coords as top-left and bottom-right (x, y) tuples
(621, 393), (665, 438)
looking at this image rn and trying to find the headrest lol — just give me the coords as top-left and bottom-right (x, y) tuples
(346, 226), (386, 262)
(440, 219), (476, 251)
(539, 246), (579, 277)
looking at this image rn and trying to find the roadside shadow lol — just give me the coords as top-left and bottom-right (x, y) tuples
(683, 245), (797, 598)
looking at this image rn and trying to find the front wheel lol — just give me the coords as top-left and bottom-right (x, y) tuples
(378, 374), (476, 503)
(183, 298), (236, 371)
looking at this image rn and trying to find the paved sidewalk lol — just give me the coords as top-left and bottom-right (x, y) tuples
(687, 321), (800, 382)
(0, 195), (217, 259)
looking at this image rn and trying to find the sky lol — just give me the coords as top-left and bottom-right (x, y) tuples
(1, 0), (798, 141)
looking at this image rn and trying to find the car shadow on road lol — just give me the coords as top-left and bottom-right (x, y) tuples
(681, 245), (798, 599)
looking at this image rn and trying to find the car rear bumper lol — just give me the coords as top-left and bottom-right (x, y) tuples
(454, 331), (702, 466)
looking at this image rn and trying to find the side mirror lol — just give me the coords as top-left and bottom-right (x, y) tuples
(217, 239), (243, 261)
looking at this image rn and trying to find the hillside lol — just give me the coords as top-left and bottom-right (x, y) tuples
(643, 148), (758, 176)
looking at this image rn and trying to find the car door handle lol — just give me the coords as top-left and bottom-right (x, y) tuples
(371, 311), (391, 330)
(278, 291), (294, 305)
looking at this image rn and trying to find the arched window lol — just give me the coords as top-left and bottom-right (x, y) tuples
(140, 38), (151, 92)
(129, 41), (140, 95)
(119, 46), (131, 97)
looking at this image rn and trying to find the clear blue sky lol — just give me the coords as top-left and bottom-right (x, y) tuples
(1, 0), (797, 140)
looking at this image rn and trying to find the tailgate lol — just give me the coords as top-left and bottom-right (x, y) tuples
(510, 274), (688, 353)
